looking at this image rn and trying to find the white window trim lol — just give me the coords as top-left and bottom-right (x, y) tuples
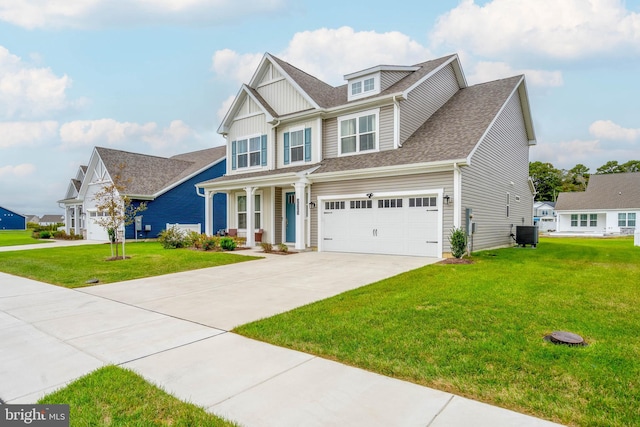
(337, 108), (380, 157)
(288, 126), (305, 164)
(235, 133), (263, 170)
(349, 75), (379, 101)
(236, 191), (263, 231)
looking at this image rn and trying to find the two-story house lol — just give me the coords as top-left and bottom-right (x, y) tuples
(196, 53), (536, 257)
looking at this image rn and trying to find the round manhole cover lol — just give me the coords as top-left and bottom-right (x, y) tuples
(545, 330), (586, 346)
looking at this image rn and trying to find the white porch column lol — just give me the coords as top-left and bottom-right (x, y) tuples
(245, 186), (255, 247)
(293, 181), (307, 250)
(204, 191), (215, 236)
(73, 205), (79, 234)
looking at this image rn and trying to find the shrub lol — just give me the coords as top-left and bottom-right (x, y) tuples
(278, 243), (289, 253)
(184, 231), (203, 248)
(202, 236), (219, 251)
(449, 227), (467, 258)
(220, 237), (237, 251)
(260, 242), (273, 253)
(38, 230), (52, 239)
(157, 226), (187, 249)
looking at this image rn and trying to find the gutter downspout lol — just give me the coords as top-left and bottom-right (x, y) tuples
(453, 162), (461, 228)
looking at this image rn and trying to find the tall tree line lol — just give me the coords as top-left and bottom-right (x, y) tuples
(529, 160), (640, 202)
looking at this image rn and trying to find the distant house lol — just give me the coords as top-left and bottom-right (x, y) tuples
(197, 52), (536, 256)
(0, 206), (27, 230)
(555, 172), (640, 235)
(533, 201), (556, 232)
(24, 215), (40, 224)
(58, 146), (227, 241)
(39, 215), (65, 226)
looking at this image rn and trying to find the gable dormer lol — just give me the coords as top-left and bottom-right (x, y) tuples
(345, 65), (419, 102)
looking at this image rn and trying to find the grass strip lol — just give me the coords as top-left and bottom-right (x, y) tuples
(38, 365), (238, 426)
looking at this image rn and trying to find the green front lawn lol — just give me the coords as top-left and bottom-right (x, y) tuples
(0, 229), (50, 247)
(0, 242), (259, 288)
(235, 237), (640, 427)
(39, 366), (238, 426)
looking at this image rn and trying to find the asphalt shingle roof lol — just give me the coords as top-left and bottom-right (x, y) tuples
(96, 146), (225, 196)
(555, 172), (640, 210)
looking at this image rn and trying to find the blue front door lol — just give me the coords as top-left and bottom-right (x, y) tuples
(285, 192), (296, 242)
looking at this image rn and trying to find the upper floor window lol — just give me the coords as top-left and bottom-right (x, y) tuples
(284, 127), (311, 165)
(349, 76), (377, 100)
(232, 135), (266, 170)
(338, 110), (378, 156)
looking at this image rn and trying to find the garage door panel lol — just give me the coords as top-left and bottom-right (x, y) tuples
(321, 194), (440, 257)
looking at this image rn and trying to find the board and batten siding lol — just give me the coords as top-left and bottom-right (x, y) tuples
(309, 171), (455, 252)
(460, 90), (533, 251)
(257, 78), (313, 116)
(399, 64), (459, 144)
(322, 105), (394, 158)
(380, 70), (413, 91)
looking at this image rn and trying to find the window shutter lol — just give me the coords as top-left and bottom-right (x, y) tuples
(304, 128), (312, 162)
(283, 132), (290, 165)
(261, 134), (267, 166)
(231, 140), (237, 170)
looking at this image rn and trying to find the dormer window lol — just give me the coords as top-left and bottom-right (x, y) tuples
(349, 76), (378, 100)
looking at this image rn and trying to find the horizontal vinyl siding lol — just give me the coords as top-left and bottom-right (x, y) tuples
(379, 105), (394, 151)
(323, 117), (338, 158)
(257, 78), (313, 115)
(380, 71), (412, 91)
(461, 91), (533, 251)
(310, 171), (454, 251)
(399, 64), (459, 144)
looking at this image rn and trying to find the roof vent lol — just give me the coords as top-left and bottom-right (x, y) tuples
(544, 331), (587, 346)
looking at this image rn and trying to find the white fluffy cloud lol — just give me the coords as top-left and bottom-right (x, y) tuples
(0, 163), (37, 178)
(467, 61), (563, 87)
(531, 139), (603, 169)
(0, 46), (73, 119)
(0, 121), (59, 148)
(430, 0), (640, 61)
(589, 120), (640, 142)
(212, 27), (433, 87)
(0, 0), (289, 29)
(58, 118), (197, 153)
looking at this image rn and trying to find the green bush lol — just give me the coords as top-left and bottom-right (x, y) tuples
(260, 242), (273, 253)
(38, 230), (52, 239)
(278, 243), (289, 253)
(220, 237), (237, 251)
(202, 236), (219, 251)
(449, 227), (467, 258)
(157, 226), (187, 249)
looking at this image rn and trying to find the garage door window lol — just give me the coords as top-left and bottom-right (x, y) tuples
(378, 198), (403, 208)
(350, 200), (372, 209)
(409, 197), (437, 207)
(325, 201), (345, 210)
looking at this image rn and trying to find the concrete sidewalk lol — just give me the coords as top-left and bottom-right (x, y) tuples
(0, 251), (564, 426)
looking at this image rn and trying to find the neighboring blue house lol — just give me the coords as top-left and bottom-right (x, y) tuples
(59, 146), (227, 241)
(0, 206), (27, 230)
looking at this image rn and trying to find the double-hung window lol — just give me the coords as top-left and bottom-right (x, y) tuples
(339, 109), (378, 155)
(619, 212), (637, 227)
(290, 129), (304, 163)
(232, 135), (265, 170)
(237, 194), (261, 230)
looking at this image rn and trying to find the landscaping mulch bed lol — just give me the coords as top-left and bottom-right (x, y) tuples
(437, 257), (473, 264)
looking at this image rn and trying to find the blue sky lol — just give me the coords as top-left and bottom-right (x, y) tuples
(1, 0), (639, 215)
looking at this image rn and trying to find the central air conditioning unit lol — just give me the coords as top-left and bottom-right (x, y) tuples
(516, 225), (538, 248)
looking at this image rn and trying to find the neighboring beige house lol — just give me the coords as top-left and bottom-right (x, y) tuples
(555, 172), (640, 235)
(197, 53), (536, 257)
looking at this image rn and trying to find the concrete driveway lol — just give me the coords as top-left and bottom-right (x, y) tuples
(80, 251), (431, 330)
(0, 248), (564, 426)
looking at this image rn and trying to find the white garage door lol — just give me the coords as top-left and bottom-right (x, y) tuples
(87, 212), (109, 241)
(321, 195), (440, 257)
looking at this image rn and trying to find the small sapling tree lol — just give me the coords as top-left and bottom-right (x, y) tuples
(93, 164), (146, 260)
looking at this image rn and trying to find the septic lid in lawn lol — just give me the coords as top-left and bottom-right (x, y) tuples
(544, 330), (586, 346)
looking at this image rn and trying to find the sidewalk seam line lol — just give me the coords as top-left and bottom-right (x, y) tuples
(425, 394), (455, 427)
